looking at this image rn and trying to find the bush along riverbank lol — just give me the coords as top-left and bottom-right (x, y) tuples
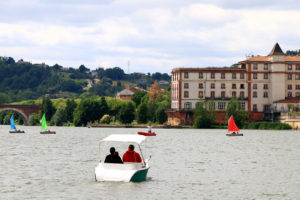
(242, 122), (292, 130)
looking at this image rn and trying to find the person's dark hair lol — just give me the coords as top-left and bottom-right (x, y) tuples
(129, 144), (134, 150)
(110, 147), (115, 154)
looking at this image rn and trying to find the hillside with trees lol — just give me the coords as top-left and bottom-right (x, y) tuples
(0, 56), (170, 104)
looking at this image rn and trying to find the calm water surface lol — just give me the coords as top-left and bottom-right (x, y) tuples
(0, 126), (299, 200)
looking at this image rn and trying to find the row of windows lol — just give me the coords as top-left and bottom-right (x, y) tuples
(253, 84), (268, 89)
(288, 65), (300, 70)
(184, 72), (245, 79)
(184, 91), (245, 98)
(183, 102), (246, 110)
(252, 64), (269, 70)
(253, 92), (269, 98)
(288, 85), (300, 90)
(287, 92), (300, 97)
(184, 83), (245, 89)
(287, 74), (300, 80)
(253, 73), (268, 79)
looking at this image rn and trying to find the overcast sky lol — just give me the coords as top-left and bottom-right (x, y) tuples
(0, 0), (300, 73)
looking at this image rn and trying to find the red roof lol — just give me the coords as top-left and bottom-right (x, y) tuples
(274, 98), (300, 103)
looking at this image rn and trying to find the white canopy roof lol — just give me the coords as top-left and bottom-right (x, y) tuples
(100, 134), (146, 144)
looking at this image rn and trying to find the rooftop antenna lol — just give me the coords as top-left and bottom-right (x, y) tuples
(127, 60), (130, 74)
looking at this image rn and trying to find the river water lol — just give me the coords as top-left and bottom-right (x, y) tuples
(0, 126), (299, 200)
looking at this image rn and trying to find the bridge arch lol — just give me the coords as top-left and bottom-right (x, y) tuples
(0, 105), (40, 126)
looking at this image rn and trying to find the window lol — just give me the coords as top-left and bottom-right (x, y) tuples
(264, 105), (270, 112)
(184, 102), (191, 109)
(240, 84), (244, 89)
(232, 91), (236, 98)
(199, 73), (203, 79)
(253, 84), (257, 89)
(218, 102), (226, 110)
(297, 65), (300, 70)
(221, 73), (225, 79)
(253, 73), (257, 79)
(253, 64), (257, 70)
(184, 72), (189, 78)
(240, 73), (244, 79)
(296, 85), (300, 90)
(240, 91), (244, 98)
(253, 91), (257, 98)
(264, 73), (268, 79)
(288, 65), (292, 70)
(198, 91), (203, 98)
(211, 73), (215, 79)
(288, 74), (292, 80)
(253, 104), (257, 112)
(221, 91), (226, 98)
(263, 84), (268, 89)
(263, 92), (268, 98)
(264, 64), (268, 70)
(199, 83), (203, 89)
(288, 92), (292, 97)
(184, 83), (189, 89)
(232, 73), (236, 79)
(184, 91), (189, 98)
(240, 102), (245, 110)
(211, 83), (215, 89)
(296, 74), (300, 80)
(296, 92), (300, 97)
(211, 91), (215, 98)
(221, 83), (225, 89)
(288, 85), (292, 90)
(232, 84), (236, 89)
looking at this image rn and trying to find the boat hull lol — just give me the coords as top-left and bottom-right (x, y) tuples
(95, 163), (149, 182)
(9, 130), (25, 133)
(137, 132), (156, 136)
(226, 133), (243, 136)
(40, 131), (56, 134)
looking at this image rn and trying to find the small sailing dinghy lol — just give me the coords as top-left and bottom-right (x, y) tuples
(9, 115), (25, 133)
(40, 114), (56, 134)
(226, 115), (243, 136)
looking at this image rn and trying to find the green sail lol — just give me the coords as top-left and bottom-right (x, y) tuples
(41, 114), (48, 130)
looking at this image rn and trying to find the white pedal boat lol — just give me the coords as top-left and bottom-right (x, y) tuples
(95, 134), (150, 182)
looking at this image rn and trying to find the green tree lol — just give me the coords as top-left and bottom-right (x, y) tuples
(119, 101), (135, 124)
(40, 98), (56, 121)
(226, 98), (248, 127)
(53, 108), (67, 126)
(193, 102), (216, 128)
(137, 102), (148, 123)
(30, 113), (40, 126)
(99, 96), (109, 116)
(0, 93), (10, 104)
(131, 90), (147, 107)
(65, 99), (77, 122)
(156, 105), (168, 124)
(73, 98), (102, 126)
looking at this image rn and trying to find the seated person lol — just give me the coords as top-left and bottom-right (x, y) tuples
(123, 144), (142, 163)
(104, 147), (123, 164)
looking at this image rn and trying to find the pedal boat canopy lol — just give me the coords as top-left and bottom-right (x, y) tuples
(99, 134), (146, 144)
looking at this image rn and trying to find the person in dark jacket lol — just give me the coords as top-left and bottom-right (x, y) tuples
(122, 144), (142, 163)
(104, 147), (123, 164)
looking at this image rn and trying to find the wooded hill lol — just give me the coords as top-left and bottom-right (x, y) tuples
(0, 56), (170, 104)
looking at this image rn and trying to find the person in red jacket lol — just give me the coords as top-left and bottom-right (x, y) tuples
(122, 144), (142, 163)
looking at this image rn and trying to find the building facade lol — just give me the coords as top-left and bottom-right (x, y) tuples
(166, 43), (300, 125)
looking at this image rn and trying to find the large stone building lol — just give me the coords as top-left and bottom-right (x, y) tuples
(166, 43), (300, 125)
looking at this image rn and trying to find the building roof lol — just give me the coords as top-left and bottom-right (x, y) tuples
(274, 98), (300, 104)
(116, 88), (134, 96)
(268, 43), (285, 56)
(172, 67), (246, 73)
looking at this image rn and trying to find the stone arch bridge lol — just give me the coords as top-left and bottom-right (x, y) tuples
(0, 105), (40, 125)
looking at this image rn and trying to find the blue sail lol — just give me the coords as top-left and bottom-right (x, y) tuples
(10, 115), (16, 130)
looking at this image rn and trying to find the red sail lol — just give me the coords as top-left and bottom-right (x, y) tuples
(228, 116), (240, 132)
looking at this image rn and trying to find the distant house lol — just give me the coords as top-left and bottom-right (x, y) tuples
(158, 80), (169, 85)
(115, 86), (147, 100)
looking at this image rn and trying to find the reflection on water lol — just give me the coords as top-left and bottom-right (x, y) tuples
(0, 126), (299, 200)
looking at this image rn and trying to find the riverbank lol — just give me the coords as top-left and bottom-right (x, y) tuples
(89, 124), (184, 129)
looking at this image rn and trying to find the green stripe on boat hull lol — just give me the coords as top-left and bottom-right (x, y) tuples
(130, 168), (149, 182)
